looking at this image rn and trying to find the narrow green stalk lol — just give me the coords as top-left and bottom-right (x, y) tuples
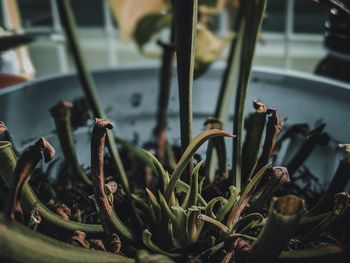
(203, 118), (227, 183)
(205, 3), (244, 183)
(245, 195), (304, 263)
(0, 141), (104, 235)
(187, 160), (203, 208)
(50, 101), (92, 186)
(0, 216), (133, 263)
(56, 0), (129, 193)
(231, 0), (267, 189)
(174, 0), (198, 183)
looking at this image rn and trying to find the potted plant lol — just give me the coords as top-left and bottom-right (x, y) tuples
(0, 0), (349, 262)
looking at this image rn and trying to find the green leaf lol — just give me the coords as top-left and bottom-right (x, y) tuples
(216, 186), (238, 222)
(194, 27), (225, 78)
(164, 129), (235, 203)
(142, 229), (182, 258)
(226, 163), (269, 229)
(142, 150), (168, 191)
(187, 160), (203, 208)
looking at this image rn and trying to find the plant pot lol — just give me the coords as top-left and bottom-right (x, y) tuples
(0, 66), (349, 187)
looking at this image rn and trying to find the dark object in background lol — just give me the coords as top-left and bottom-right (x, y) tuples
(0, 34), (34, 52)
(315, 0), (350, 82)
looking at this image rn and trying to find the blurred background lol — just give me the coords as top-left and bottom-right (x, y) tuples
(0, 0), (348, 80)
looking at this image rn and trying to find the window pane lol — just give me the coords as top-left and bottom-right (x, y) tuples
(294, 0), (327, 34)
(17, 0), (53, 27)
(71, 0), (104, 27)
(262, 0), (286, 32)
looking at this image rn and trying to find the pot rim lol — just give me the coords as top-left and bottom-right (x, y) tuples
(0, 65), (349, 97)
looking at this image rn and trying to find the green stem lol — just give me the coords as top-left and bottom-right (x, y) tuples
(3, 138), (55, 221)
(245, 195), (304, 263)
(50, 101), (92, 186)
(0, 216), (133, 263)
(56, 0), (129, 193)
(174, 0), (198, 184)
(0, 141), (104, 236)
(205, 3), (244, 183)
(231, 0), (267, 189)
(276, 244), (349, 263)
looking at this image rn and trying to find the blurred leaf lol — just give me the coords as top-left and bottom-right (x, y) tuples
(134, 13), (172, 49)
(108, 0), (169, 42)
(194, 26), (225, 78)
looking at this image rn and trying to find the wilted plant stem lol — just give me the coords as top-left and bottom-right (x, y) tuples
(231, 0), (267, 189)
(90, 118), (135, 243)
(175, 0), (198, 183)
(57, 0), (129, 193)
(308, 144), (350, 215)
(3, 138), (56, 221)
(0, 140), (104, 235)
(50, 101), (92, 186)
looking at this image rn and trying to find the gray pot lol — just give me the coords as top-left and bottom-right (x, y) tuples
(0, 66), (349, 186)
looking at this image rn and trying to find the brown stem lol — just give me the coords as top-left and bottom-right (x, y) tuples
(50, 101), (92, 186)
(154, 39), (175, 165)
(248, 166), (290, 213)
(90, 118), (134, 242)
(220, 249), (235, 263)
(254, 108), (282, 174)
(308, 145), (350, 215)
(3, 138), (55, 221)
(286, 123), (326, 176)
